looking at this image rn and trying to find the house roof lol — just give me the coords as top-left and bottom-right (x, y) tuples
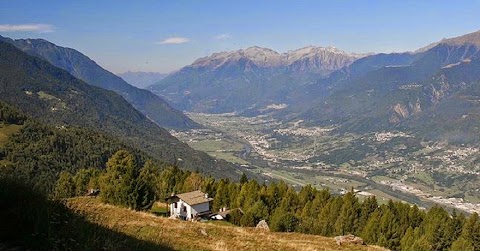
(168, 190), (213, 206)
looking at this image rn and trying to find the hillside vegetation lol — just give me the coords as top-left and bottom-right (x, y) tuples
(0, 101), (152, 193)
(0, 40), (244, 180)
(0, 177), (173, 251)
(66, 197), (385, 251)
(0, 35), (199, 130)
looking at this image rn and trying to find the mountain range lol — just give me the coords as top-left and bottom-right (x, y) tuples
(149, 46), (367, 113)
(149, 30), (480, 142)
(0, 36), (199, 130)
(298, 30), (480, 142)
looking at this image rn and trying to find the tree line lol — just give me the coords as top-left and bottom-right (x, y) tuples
(2, 101), (480, 251)
(54, 149), (480, 251)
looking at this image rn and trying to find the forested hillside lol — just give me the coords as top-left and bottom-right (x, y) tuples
(1, 101), (479, 251)
(0, 101), (152, 193)
(0, 40), (244, 180)
(11, 140), (480, 251)
(0, 35), (200, 130)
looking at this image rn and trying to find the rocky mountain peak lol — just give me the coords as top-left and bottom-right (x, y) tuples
(239, 46), (282, 67)
(191, 45), (367, 71)
(440, 30), (480, 47)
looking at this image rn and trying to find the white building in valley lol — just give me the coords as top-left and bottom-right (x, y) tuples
(166, 190), (213, 220)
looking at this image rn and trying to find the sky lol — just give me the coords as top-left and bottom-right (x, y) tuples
(1, 1), (480, 73)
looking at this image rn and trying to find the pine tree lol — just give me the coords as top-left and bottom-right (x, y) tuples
(460, 213), (480, 251)
(73, 168), (100, 196)
(53, 171), (75, 199)
(298, 184), (316, 209)
(358, 196), (378, 234)
(318, 197), (342, 236)
(99, 150), (138, 208)
(279, 187), (300, 213)
(334, 190), (360, 235)
(182, 172), (204, 192)
(132, 174), (155, 210)
(450, 237), (474, 251)
(212, 179), (230, 211)
(378, 208), (401, 250)
(239, 172), (248, 184)
(362, 210), (381, 244)
(421, 205), (454, 251)
(401, 226), (416, 251)
(270, 208), (299, 232)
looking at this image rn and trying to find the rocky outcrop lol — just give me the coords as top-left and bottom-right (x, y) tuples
(389, 99), (422, 124)
(334, 234), (364, 246)
(256, 220), (270, 231)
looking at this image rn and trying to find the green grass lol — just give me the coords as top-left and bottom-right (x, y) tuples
(151, 205), (169, 216)
(0, 124), (22, 146)
(37, 91), (60, 101)
(187, 139), (249, 164)
(413, 171), (434, 185)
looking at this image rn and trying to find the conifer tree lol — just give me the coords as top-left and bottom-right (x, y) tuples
(334, 190), (360, 235)
(358, 195), (378, 234)
(53, 171), (75, 199)
(401, 226), (416, 251)
(239, 172), (248, 184)
(73, 168), (92, 196)
(99, 150), (138, 208)
(362, 210), (381, 243)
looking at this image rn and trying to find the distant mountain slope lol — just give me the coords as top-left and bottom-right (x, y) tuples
(149, 46), (367, 114)
(300, 30), (480, 142)
(0, 101), (151, 193)
(118, 71), (168, 89)
(0, 40), (242, 179)
(0, 35), (199, 130)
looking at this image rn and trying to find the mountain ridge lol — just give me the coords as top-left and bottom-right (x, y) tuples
(296, 30), (480, 142)
(149, 45), (368, 113)
(0, 35), (200, 130)
(0, 40), (244, 179)
(190, 45), (368, 71)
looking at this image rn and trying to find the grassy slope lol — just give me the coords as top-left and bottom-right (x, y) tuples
(0, 124), (22, 146)
(66, 197), (387, 251)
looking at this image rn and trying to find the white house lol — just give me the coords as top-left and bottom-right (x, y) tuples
(166, 190), (213, 220)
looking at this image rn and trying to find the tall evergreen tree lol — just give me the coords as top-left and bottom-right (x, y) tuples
(99, 150), (138, 208)
(334, 191), (360, 235)
(53, 171), (75, 199)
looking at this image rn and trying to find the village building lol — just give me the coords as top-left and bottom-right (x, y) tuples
(166, 190), (213, 220)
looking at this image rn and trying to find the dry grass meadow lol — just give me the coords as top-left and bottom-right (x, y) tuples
(66, 197), (388, 251)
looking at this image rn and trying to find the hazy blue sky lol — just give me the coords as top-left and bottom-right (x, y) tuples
(1, 1), (480, 73)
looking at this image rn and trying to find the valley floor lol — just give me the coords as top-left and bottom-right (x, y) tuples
(66, 197), (386, 251)
(171, 113), (480, 214)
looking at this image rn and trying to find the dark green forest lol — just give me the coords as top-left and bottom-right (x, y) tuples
(50, 148), (480, 251)
(1, 89), (480, 251)
(0, 88), (479, 251)
(0, 40), (242, 180)
(0, 101), (153, 194)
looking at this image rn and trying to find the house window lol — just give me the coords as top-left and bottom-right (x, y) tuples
(173, 202), (177, 208)
(183, 205), (187, 212)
